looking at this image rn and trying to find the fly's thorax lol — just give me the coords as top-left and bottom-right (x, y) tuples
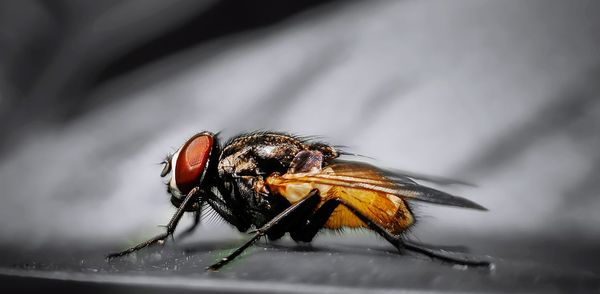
(216, 155), (234, 177)
(219, 132), (314, 177)
(217, 152), (258, 179)
(219, 174), (282, 228)
(221, 132), (305, 158)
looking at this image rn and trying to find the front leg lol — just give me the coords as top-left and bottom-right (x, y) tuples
(107, 187), (199, 259)
(177, 207), (202, 240)
(207, 189), (322, 271)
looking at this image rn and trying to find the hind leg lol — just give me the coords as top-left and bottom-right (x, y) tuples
(290, 197), (491, 267)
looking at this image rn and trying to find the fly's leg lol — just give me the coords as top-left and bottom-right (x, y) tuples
(266, 191), (320, 241)
(289, 197), (339, 243)
(107, 187), (199, 260)
(177, 205), (202, 240)
(291, 198), (491, 267)
(401, 240), (491, 267)
(206, 189), (321, 271)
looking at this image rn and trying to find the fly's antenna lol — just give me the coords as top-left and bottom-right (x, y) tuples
(154, 153), (172, 165)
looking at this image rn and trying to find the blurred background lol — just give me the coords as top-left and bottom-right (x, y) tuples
(1, 0), (600, 292)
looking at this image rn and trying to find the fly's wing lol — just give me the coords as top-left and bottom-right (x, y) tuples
(382, 168), (475, 187)
(334, 160), (475, 187)
(284, 162), (487, 211)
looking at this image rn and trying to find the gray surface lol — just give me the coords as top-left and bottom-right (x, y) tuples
(1, 236), (599, 293)
(1, 0), (600, 292)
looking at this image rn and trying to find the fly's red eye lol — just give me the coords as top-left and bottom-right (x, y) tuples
(174, 133), (213, 193)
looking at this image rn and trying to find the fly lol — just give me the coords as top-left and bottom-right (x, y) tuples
(107, 131), (491, 270)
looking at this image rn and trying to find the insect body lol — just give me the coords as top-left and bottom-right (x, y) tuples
(108, 131), (490, 270)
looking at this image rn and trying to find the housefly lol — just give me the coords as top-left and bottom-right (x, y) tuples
(107, 131), (491, 270)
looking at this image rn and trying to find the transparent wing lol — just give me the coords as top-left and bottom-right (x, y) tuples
(383, 168), (475, 187)
(283, 162), (487, 211)
(334, 159), (475, 186)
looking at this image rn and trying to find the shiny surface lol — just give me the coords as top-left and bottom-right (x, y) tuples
(1, 236), (599, 292)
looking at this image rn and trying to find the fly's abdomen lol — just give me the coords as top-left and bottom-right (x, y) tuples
(321, 186), (414, 235)
(267, 173), (415, 235)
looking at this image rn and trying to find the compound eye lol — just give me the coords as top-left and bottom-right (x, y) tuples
(160, 159), (171, 177)
(174, 133), (214, 193)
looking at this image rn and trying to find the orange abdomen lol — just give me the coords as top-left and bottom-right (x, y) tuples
(321, 186), (414, 234)
(267, 173), (415, 235)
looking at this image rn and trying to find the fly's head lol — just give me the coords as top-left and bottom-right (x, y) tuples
(160, 131), (220, 209)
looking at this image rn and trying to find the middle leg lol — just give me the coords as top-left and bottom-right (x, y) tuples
(206, 189), (321, 271)
(107, 187), (200, 259)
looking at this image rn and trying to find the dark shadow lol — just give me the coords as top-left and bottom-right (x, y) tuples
(255, 240), (471, 255)
(96, 0), (343, 84)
